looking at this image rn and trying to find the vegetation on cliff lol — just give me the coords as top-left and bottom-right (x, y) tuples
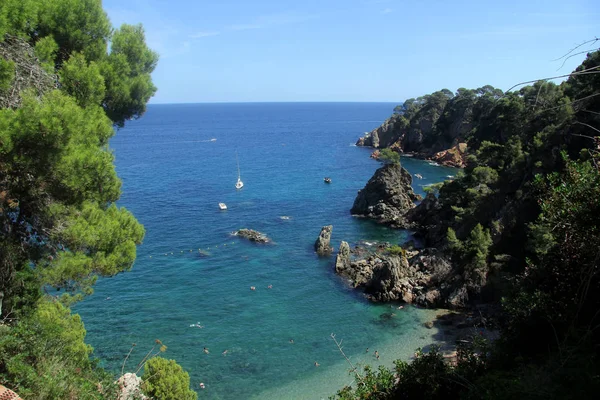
(335, 47), (600, 399)
(0, 1), (190, 398)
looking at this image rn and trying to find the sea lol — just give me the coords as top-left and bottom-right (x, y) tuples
(73, 103), (457, 399)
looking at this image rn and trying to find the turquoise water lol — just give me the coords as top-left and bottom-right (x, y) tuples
(74, 103), (456, 399)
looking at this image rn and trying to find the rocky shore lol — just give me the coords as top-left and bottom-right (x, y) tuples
(334, 243), (467, 308)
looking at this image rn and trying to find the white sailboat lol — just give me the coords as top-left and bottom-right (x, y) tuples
(235, 152), (244, 189)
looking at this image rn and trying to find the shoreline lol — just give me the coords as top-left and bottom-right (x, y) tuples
(250, 306), (484, 400)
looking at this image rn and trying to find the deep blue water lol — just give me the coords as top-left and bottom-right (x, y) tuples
(74, 103), (456, 399)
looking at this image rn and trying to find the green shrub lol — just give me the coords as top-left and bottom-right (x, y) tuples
(142, 357), (197, 400)
(387, 245), (406, 256)
(379, 148), (400, 165)
(0, 298), (118, 399)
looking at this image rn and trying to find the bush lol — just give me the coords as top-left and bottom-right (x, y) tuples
(142, 357), (197, 400)
(0, 298), (118, 399)
(387, 245), (406, 256)
(379, 148), (401, 165)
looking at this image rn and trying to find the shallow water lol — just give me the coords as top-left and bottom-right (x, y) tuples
(74, 103), (456, 399)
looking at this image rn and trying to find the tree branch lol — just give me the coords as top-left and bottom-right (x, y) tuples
(330, 333), (365, 385)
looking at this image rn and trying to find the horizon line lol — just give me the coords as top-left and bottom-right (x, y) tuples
(148, 100), (401, 105)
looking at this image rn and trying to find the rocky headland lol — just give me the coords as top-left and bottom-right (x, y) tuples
(354, 89), (480, 168)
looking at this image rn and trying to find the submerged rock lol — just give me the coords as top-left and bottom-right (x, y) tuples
(315, 225), (333, 256)
(234, 229), (271, 243)
(351, 163), (421, 228)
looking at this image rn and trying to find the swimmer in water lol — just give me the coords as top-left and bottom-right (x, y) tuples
(289, 339), (294, 344)
(267, 284), (273, 289)
(199, 382), (205, 389)
(203, 347), (209, 354)
(375, 350), (380, 359)
(222, 350), (228, 356)
(314, 362), (320, 367)
(250, 286), (256, 291)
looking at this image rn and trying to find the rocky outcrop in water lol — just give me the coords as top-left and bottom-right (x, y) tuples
(334, 241), (351, 272)
(315, 225), (333, 256)
(234, 229), (271, 243)
(351, 163), (421, 228)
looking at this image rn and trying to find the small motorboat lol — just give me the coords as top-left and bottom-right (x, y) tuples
(218, 203), (227, 210)
(324, 177), (332, 184)
(414, 173), (423, 179)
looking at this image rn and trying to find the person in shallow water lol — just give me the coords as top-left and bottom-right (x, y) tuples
(375, 350), (380, 359)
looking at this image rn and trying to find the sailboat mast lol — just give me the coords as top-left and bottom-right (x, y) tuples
(236, 152), (241, 180)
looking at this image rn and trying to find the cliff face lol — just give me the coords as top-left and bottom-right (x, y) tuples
(430, 143), (468, 168)
(356, 115), (406, 149)
(351, 163), (421, 228)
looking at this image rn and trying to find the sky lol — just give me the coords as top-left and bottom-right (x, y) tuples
(103, 0), (599, 104)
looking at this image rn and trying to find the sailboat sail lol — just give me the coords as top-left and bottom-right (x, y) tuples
(235, 152), (244, 189)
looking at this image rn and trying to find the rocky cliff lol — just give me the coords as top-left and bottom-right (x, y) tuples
(355, 87), (504, 167)
(351, 163), (421, 228)
(430, 143), (468, 168)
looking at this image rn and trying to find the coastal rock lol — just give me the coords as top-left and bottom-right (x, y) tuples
(404, 192), (449, 246)
(336, 246), (413, 303)
(351, 163), (421, 228)
(448, 285), (469, 308)
(117, 373), (147, 400)
(234, 229), (271, 243)
(315, 225), (333, 256)
(364, 253), (411, 302)
(335, 244), (466, 308)
(335, 241), (351, 273)
(356, 115), (405, 149)
(429, 143), (468, 168)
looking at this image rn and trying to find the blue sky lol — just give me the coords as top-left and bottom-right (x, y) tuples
(103, 0), (599, 103)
